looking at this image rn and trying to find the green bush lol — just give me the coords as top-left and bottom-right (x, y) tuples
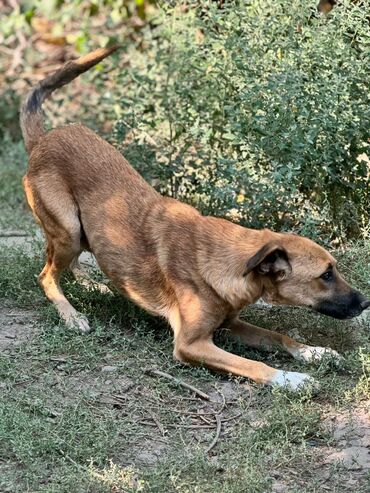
(0, 88), (21, 141)
(114, 0), (370, 243)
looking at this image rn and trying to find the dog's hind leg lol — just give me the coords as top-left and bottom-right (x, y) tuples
(70, 256), (112, 294)
(23, 175), (42, 225)
(39, 236), (91, 333)
(26, 180), (91, 332)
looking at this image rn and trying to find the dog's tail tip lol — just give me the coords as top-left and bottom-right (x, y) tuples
(73, 44), (122, 67)
(20, 44), (121, 155)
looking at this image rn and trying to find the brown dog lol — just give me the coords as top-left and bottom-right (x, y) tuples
(20, 47), (369, 390)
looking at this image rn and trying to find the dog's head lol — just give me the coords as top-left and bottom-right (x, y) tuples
(244, 233), (369, 319)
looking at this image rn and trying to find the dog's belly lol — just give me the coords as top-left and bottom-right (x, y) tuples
(88, 234), (176, 319)
(120, 281), (172, 317)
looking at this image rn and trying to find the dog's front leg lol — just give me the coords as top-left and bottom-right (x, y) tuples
(228, 319), (340, 364)
(169, 298), (315, 390)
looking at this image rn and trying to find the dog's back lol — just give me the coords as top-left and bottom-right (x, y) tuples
(27, 123), (159, 230)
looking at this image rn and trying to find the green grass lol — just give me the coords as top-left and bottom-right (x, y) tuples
(0, 136), (35, 232)
(0, 138), (369, 492)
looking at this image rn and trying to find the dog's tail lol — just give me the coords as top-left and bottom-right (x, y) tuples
(20, 45), (120, 155)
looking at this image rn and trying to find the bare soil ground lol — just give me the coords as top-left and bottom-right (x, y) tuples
(0, 302), (39, 352)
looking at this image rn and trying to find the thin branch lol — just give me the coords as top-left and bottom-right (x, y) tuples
(58, 449), (84, 470)
(198, 414), (213, 426)
(221, 412), (242, 423)
(145, 368), (211, 401)
(139, 420), (214, 430)
(148, 410), (166, 437)
(206, 414), (222, 454)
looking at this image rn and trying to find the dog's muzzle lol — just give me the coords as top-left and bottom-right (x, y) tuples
(360, 300), (370, 310)
(314, 290), (370, 320)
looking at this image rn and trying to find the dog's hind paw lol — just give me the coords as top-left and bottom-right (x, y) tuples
(65, 312), (92, 333)
(76, 277), (112, 294)
(269, 370), (318, 391)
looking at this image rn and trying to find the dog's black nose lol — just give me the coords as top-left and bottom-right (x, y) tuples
(360, 300), (370, 310)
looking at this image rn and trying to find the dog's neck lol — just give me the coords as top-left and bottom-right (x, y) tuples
(196, 217), (268, 308)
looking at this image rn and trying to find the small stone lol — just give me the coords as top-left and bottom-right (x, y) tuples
(272, 481), (288, 493)
(101, 365), (118, 373)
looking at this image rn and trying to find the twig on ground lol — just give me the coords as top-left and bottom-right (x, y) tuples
(13, 379), (36, 387)
(148, 410), (166, 437)
(213, 383), (226, 414)
(49, 357), (68, 363)
(110, 393), (129, 401)
(179, 396), (209, 402)
(167, 408), (213, 416)
(139, 420), (214, 429)
(197, 414), (213, 426)
(58, 449), (84, 470)
(206, 414), (222, 454)
(221, 412), (242, 423)
(145, 368), (211, 401)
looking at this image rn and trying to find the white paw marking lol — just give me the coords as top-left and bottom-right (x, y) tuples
(293, 346), (341, 363)
(270, 370), (318, 391)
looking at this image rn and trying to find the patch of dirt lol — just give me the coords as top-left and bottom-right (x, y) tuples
(270, 405), (370, 492)
(134, 439), (167, 466)
(207, 379), (248, 404)
(0, 303), (39, 351)
(271, 480), (289, 493)
(47, 365), (136, 408)
(0, 231), (98, 269)
(284, 406), (370, 492)
(322, 407), (370, 472)
(0, 229), (41, 252)
(53, 369), (169, 466)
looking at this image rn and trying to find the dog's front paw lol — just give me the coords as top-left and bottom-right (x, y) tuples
(294, 346), (341, 364)
(269, 370), (318, 391)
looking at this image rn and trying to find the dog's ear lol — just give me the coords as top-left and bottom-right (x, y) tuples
(243, 243), (291, 280)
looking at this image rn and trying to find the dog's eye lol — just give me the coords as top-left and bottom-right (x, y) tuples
(320, 270), (333, 281)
